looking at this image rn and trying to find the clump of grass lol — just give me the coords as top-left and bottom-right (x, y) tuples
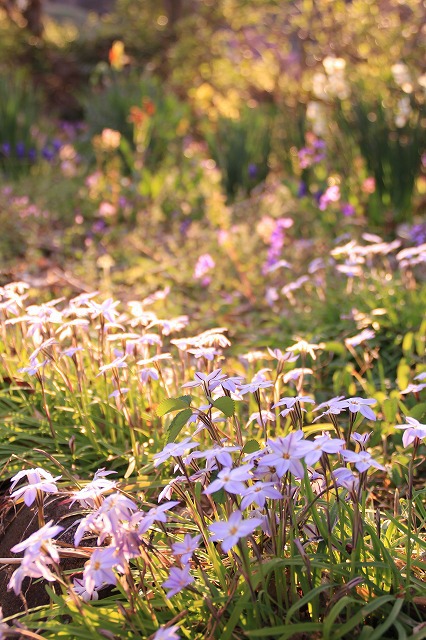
(0, 282), (424, 639)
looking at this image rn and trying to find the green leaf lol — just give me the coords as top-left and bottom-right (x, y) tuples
(203, 469), (226, 504)
(167, 408), (193, 443)
(242, 439), (261, 454)
(409, 403), (426, 421)
(246, 623), (324, 638)
(382, 398), (399, 423)
(212, 396), (235, 417)
(156, 396), (192, 417)
(324, 341), (346, 356)
(210, 487), (227, 505)
(402, 331), (414, 356)
(366, 598), (404, 640)
(396, 359), (411, 392)
(124, 456), (136, 478)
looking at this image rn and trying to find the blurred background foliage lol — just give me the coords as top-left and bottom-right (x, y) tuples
(0, 0), (423, 401)
(0, 0), (424, 308)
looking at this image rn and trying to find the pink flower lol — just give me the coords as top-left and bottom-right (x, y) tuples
(319, 185), (340, 211)
(194, 254), (215, 280)
(362, 177), (376, 194)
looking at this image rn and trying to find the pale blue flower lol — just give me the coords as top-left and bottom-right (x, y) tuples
(209, 510), (262, 552)
(162, 565), (194, 598)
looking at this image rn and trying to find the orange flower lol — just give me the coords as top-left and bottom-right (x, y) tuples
(128, 106), (145, 126)
(109, 41), (126, 70)
(142, 98), (156, 116)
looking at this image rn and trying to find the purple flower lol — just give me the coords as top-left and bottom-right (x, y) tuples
(351, 432), (372, 447)
(154, 625), (181, 640)
(240, 481), (282, 509)
(341, 450), (385, 473)
(140, 367), (159, 383)
(83, 547), (124, 596)
(97, 354), (128, 376)
(335, 397), (377, 421)
(237, 379), (273, 395)
(341, 203), (355, 217)
(11, 521), (64, 556)
(312, 396), (345, 422)
(297, 181), (308, 198)
(333, 467), (359, 493)
(162, 565), (194, 598)
(221, 375), (245, 393)
(204, 465), (253, 495)
(395, 417), (426, 447)
(16, 142), (26, 159)
(188, 346), (219, 361)
(297, 434), (345, 465)
(262, 218), (293, 273)
(138, 501), (180, 534)
(8, 521), (64, 595)
(73, 577), (99, 602)
(153, 439), (199, 468)
(407, 223), (426, 246)
(248, 163), (258, 179)
(88, 297), (120, 323)
(172, 534), (202, 564)
(209, 510), (262, 552)
(18, 359), (48, 376)
(400, 383), (426, 395)
(182, 368), (226, 393)
(61, 346), (84, 358)
(189, 444), (241, 468)
(70, 469), (117, 508)
(180, 218), (192, 236)
(345, 329), (375, 348)
(261, 431), (306, 478)
(10, 468), (61, 507)
(272, 395), (315, 418)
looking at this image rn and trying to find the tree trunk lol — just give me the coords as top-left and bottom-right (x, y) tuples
(23, 0), (44, 37)
(163, 0), (183, 26)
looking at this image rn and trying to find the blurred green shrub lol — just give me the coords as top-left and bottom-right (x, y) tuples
(0, 71), (41, 178)
(84, 71), (189, 171)
(337, 93), (425, 226)
(203, 105), (275, 199)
